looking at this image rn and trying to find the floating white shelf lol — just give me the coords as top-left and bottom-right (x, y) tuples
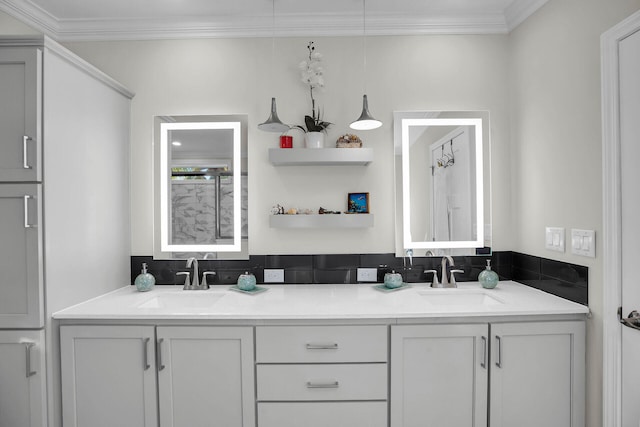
(269, 214), (374, 229)
(268, 148), (373, 166)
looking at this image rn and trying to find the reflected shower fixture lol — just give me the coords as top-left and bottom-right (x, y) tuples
(350, 0), (382, 131)
(258, 0), (290, 133)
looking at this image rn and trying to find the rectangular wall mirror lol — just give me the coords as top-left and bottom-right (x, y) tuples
(153, 115), (248, 260)
(394, 111), (491, 257)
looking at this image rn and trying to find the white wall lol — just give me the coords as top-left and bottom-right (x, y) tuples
(60, 35), (511, 256)
(509, 1), (640, 425)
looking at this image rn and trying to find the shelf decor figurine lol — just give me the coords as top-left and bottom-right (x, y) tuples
(336, 134), (363, 148)
(294, 41), (331, 148)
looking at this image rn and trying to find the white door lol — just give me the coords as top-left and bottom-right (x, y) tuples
(390, 324), (488, 427)
(489, 321), (585, 427)
(0, 330), (46, 427)
(0, 184), (43, 328)
(0, 47), (41, 182)
(156, 326), (255, 427)
(60, 325), (158, 427)
(619, 25), (640, 427)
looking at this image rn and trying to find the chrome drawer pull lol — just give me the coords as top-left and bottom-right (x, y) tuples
(143, 338), (151, 371)
(25, 342), (36, 378)
(306, 381), (339, 389)
(305, 343), (339, 350)
(23, 136), (32, 170)
(481, 336), (487, 369)
(23, 195), (35, 228)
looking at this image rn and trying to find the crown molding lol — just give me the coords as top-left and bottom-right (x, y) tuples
(0, 0), (542, 41)
(504, 0), (549, 31)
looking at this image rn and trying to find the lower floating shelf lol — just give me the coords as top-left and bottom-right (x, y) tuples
(269, 214), (374, 229)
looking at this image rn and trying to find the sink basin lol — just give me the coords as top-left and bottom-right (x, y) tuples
(417, 290), (504, 306)
(137, 292), (225, 309)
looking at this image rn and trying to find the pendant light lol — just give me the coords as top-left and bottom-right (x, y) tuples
(350, 0), (382, 131)
(258, 0), (290, 133)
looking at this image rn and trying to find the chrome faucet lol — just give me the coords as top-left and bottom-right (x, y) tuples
(439, 256), (463, 288)
(186, 257), (200, 288)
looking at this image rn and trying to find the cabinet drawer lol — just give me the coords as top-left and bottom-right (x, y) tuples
(256, 325), (387, 363)
(257, 363), (387, 401)
(258, 402), (387, 427)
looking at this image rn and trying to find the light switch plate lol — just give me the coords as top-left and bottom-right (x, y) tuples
(571, 229), (595, 258)
(357, 268), (378, 282)
(545, 227), (565, 252)
(264, 269), (285, 283)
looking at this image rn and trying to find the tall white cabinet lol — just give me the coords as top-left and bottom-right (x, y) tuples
(0, 36), (133, 427)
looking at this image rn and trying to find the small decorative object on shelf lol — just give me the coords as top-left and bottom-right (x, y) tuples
(478, 259), (499, 289)
(336, 134), (362, 148)
(270, 204), (285, 215)
(318, 207), (341, 214)
(348, 192), (370, 213)
(279, 135), (293, 148)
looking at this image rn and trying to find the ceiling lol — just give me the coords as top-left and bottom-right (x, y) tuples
(0, 0), (548, 41)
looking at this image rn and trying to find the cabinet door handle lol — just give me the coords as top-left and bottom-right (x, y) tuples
(23, 136), (32, 170)
(157, 338), (165, 371)
(306, 381), (339, 388)
(481, 336), (487, 369)
(23, 195), (35, 228)
(495, 335), (502, 368)
(25, 342), (36, 378)
(305, 343), (339, 350)
(143, 338), (151, 370)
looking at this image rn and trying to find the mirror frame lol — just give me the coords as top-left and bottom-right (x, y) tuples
(402, 117), (483, 249)
(153, 115), (248, 259)
(394, 111), (490, 256)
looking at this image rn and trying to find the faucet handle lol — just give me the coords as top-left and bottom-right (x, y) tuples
(424, 269), (440, 288)
(450, 269), (465, 287)
(176, 272), (193, 290)
(202, 271), (216, 289)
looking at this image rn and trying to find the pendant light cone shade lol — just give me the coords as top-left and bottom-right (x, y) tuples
(350, 94), (382, 130)
(258, 97), (290, 133)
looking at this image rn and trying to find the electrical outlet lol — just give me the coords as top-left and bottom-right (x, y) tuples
(357, 268), (378, 282)
(263, 269), (285, 283)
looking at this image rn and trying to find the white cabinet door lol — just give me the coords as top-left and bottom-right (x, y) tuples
(490, 321), (585, 427)
(157, 326), (255, 427)
(0, 330), (46, 427)
(60, 325), (158, 427)
(391, 324), (489, 427)
(0, 47), (41, 182)
(0, 184), (43, 328)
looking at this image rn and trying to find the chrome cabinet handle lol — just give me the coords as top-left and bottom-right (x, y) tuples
(495, 335), (502, 368)
(306, 343), (339, 350)
(481, 336), (487, 369)
(23, 136), (32, 169)
(157, 338), (165, 371)
(143, 338), (151, 370)
(306, 381), (339, 388)
(619, 308), (640, 331)
(23, 195), (35, 228)
(25, 343), (36, 378)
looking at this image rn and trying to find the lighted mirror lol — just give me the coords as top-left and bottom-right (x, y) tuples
(153, 115), (248, 259)
(394, 111), (491, 257)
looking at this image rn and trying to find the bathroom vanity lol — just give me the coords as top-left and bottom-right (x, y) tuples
(54, 281), (587, 427)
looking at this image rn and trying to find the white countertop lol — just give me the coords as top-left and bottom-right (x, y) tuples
(53, 281), (589, 321)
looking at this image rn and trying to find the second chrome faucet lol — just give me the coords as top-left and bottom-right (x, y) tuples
(424, 256), (464, 288)
(177, 257), (216, 290)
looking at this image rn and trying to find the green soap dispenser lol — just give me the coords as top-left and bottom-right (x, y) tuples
(135, 263), (155, 292)
(478, 259), (499, 289)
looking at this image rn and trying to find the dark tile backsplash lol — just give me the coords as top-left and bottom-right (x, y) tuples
(131, 251), (588, 305)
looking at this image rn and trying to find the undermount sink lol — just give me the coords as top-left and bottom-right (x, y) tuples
(137, 292), (225, 309)
(417, 289), (504, 306)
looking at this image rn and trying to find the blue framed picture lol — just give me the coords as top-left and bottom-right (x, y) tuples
(348, 192), (370, 213)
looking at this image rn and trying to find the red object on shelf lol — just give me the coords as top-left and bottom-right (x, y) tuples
(280, 135), (293, 148)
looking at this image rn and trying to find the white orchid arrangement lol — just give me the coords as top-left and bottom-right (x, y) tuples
(295, 41), (331, 133)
